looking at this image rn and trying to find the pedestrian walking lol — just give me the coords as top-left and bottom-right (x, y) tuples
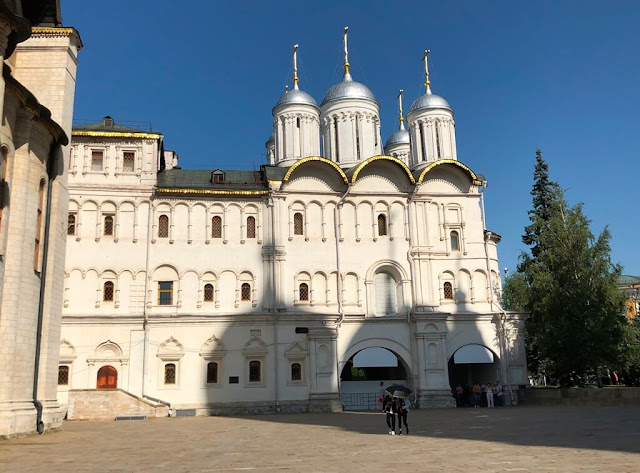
(496, 381), (504, 407)
(397, 397), (410, 435)
(385, 396), (397, 435)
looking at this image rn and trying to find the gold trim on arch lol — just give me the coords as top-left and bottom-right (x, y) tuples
(417, 159), (483, 185)
(283, 156), (349, 184)
(351, 155), (416, 184)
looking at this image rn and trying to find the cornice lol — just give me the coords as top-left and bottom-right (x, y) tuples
(72, 130), (162, 139)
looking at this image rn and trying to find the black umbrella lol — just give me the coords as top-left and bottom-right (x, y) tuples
(385, 384), (411, 398)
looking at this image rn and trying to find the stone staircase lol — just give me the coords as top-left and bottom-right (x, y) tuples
(67, 389), (170, 420)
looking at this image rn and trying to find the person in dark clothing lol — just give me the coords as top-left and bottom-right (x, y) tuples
(396, 397), (409, 435)
(384, 395), (396, 435)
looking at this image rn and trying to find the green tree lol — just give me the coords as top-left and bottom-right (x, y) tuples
(527, 195), (633, 385)
(502, 273), (529, 311)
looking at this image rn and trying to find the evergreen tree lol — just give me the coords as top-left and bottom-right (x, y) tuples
(518, 149), (559, 274)
(502, 273), (529, 311)
(527, 195), (634, 384)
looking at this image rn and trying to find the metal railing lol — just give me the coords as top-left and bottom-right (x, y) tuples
(340, 392), (380, 411)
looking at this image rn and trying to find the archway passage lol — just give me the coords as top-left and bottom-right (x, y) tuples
(448, 344), (500, 407)
(340, 347), (409, 411)
(97, 365), (118, 389)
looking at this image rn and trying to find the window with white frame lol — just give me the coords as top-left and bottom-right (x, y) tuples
(91, 150), (103, 171)
(123, 151), (135, 172)
(249, 360), (261, 383)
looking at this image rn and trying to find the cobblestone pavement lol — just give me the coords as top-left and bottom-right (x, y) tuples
(1, 406), (639, 472)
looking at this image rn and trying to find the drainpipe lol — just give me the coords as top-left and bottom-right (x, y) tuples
(141, 193), (153, 398)
(405, 184), (420, 396)
(479, 182), (514, 404)
(33, 140), (61, 434)
(334, 184), (352, 327)
(269, 191), (279, 410)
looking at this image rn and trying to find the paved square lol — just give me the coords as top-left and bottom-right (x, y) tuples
(1, 406), (639, 472)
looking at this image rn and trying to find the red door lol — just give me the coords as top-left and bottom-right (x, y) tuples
(97, 365), (117, 389)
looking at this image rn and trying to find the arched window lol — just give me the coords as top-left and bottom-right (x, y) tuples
(103, 281), (114, 301)
(212, 216), (222, 238)
(299, 283), (309, 301)
(450, 231), (460, 251)
(296, 117), (301, 128)
(374, 271), (397, 316)
(164, 363), (176, 384)
(291, 362), (302, 381)
(158, 215), (169, 238)
(249, 360), (261, 382)
(58, 366), (69, 385)
(443, 282), (454, 300)
(241, 283), (251, 301)
(293, 212), (303, 235)
(204, 283), (214, 302)
(103, 215), (114, 236)
(207, 362), (218, 384)
(377, 214), (387, 236)
(435, 120), (442, 159)
(34, 179), (45, 270)
(96, 365), (117, 389)
(0, 147), (8, 231)
(246, 216), (256, 238)
(67, 214), (76, 236)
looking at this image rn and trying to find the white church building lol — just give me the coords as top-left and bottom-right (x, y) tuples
(58, 34), (527, 417)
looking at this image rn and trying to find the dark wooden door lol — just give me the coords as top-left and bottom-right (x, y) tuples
(96, 365), (117, 389)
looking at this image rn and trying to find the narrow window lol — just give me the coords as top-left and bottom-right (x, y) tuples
(296, 117), (300, 128)
(293, 212), (303, 235)
(103, 215), (114, 236)
(435, 121), (441, 159)
(204, 283), (214, 302)
(249, 360), (261, 382)
(67, 214), (76, 236)
(123, 151), (135, 172)
(103, 281), (114, 301)
(334, 119), (340, 163)
(158, 281), (173, 305)
(356, 116), (361, 161)
(291, 363), (302, 381)
(241, 283), (251, 301)
(377, 214), (387, 236)
(91, 150), (103, 171)
(34, 179), (45, 271)
(420, 123), (427, 162)
(299, 283), (309, 301)
(450, 231), (460, 251)
(443, 282), (453, 300)
(164, 363), (176, 384)
(158, 215), (169, 238)
(207, 362), (218, 384)
(0, 148), (7, 231)
(212, 216), (222, 238)
(58, 366), (69, 385)
(246, 216), (256, 238)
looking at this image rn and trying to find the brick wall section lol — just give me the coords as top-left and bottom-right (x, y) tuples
(67, 389), (169, 420)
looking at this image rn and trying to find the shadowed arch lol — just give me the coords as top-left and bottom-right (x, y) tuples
(351, 155), (416, 184)
(416, 159), (482, 185)
(283, 156), (349, 184)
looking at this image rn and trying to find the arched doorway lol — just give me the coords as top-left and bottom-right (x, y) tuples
(96, 365), (118, 389)
(448, 344), (500, 406)
(340, 347), (409, 411)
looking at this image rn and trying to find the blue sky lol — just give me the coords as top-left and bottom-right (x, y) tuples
(64, 0), (640, 276)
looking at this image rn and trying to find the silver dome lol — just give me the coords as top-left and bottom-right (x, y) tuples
(385, 129), (410, 148)
(321, 76), (377, 106)
(273, 89), (318, 114)
(409, 92), (452, 114)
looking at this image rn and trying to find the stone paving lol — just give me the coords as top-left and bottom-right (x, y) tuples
(1, 406), (639, 472)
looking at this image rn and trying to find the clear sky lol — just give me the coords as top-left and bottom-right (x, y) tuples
(63, 0), (640, 276)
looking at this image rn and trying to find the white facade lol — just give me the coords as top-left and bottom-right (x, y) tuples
(59, 45), (527, 415)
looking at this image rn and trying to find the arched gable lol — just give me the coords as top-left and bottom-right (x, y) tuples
(351, 155), (416, 185)
(282, 157), (349, 192)
(417, 159), (482, 185)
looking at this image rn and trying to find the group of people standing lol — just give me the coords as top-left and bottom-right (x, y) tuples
(378, 382), (410, 435)
(455, 381), (504, 408)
